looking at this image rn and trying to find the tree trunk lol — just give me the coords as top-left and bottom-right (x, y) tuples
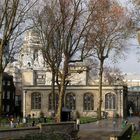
(0, 43), (3, 116)
(56, 57), (68, 122)
(56, 81), (65, 122)
(0, 72), (2, 117)
(51, 68), (56, 115)
(98, 59), (104, 120)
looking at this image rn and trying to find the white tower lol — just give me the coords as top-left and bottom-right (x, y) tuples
(19, 29), (45, 70)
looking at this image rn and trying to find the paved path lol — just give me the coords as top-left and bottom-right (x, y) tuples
(78, 117), (140, 140)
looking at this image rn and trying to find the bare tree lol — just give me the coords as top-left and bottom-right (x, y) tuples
(33, 0), (92, 122)
(131, 0), (140, 43)
(103, 66), (124, 85)
(133, 0), (140, 6)
(0, 0), (38, 115)
(88, 0), (132, 119)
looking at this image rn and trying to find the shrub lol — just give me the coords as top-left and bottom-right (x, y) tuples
(40, 111), (44, 118)
(131, 133), (140, 140)
(76, 111), (80, 118)
(115, 113), (119, 118)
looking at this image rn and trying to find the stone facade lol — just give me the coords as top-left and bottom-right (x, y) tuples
(5, 29), (128, 118)
(23, 85), (127, 118)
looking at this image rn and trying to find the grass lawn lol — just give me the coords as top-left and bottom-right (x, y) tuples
(131, 133), (140, 140)
(0, 116), (97, 130)
(0, 117), (54, 129)
(80, 117), (97, 124)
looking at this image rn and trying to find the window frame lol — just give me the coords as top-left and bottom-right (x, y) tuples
(48, 93), (59, 111)
(83, 93), (94, 111)
(105, 93), (116, 110)
(7, 91), (10, 99)
(65, 93), (76, 110)
(31, 92), (41, 110)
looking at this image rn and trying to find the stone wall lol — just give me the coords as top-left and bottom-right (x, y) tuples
(0, 127), (39, 140)
(0, 122), (76, 140)
(39, 121), (76, 134)
(110, 125), (132, 140)
(23, 85), (127, 118)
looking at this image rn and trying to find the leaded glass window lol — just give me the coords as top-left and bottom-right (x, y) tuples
(105, 93), (116, 109)
(31, 92), (41, 109)
(65, 93), (76, 110)
(83, 93), (94, 111)
(48, 93), (59, 110)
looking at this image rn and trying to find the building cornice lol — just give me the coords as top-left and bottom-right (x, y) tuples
(23, 85), (126, 91)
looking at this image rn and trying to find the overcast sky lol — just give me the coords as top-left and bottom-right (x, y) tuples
(109, 0), (140, 74)
(114, 38), (140, 74)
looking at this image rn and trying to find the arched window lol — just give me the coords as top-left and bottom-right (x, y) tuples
(105, 93), (116, 109)
(31, 92), (41, 109)
(65, 93), (76, 110)
(48, 93), (59, 110)
(83, 93), (94, 111)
